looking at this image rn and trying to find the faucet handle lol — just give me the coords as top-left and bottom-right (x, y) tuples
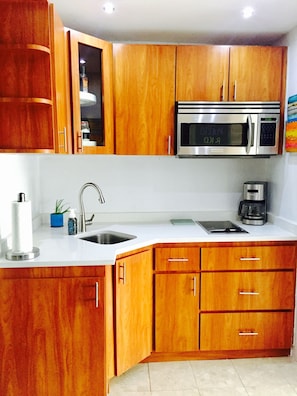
(85, 213), (95, 226)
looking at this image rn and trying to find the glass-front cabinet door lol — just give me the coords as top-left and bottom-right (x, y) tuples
(68, 30), (114, 154)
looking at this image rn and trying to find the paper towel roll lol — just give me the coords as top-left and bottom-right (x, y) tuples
(11, 200), (33, 253)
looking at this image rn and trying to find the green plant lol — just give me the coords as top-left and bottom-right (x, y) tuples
(54, 199), (70, 214)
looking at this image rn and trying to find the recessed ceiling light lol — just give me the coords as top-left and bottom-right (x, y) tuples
(102, 2), (115, 14)
(242, 6), (255, 19)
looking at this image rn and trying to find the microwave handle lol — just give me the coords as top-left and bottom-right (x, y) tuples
(246, 115), (252, 154)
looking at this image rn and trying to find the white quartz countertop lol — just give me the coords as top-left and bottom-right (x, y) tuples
(1, 220), (297, 268)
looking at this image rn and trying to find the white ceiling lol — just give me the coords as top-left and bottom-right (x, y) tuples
(51, 0), (297, 45)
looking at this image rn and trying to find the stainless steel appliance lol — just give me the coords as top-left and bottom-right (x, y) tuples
(175, 101), (280, 157)
(197, 220), (248, 234)
(238, 181), (267, 225)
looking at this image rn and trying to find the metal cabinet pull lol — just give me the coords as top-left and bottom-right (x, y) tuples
(233, 80), (237, 100)
(240, 257), (260, 261)
(239, 331), (259, 336)
(168, 135), (171, 155)
(192, 276), (197, 296)
(220, 81), (225, 101)
(119, 262), (126, 284)
(239, 291), (260, 296)
(77, 131), (82, 152)
(168, 258), (189, 262)
(95, 281), (99, 308)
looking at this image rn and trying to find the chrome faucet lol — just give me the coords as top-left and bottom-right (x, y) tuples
(79, 182), (105, 233)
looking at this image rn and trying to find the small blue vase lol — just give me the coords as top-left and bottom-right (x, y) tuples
(50, 213), (64, 227)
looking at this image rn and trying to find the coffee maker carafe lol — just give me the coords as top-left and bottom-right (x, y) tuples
(238, 181), (267, 225)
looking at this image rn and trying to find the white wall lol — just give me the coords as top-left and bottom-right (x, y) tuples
(39, 154), (269, 222)
(268, 27), (297, 226)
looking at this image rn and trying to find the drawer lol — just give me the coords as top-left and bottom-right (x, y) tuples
(200, 312), (294, 351)
(201, 246), (296, 270)
(201, 271), (295, 311)
(155, 247), (200, 272)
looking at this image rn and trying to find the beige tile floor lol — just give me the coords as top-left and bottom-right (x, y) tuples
(108, 357), (297, 395)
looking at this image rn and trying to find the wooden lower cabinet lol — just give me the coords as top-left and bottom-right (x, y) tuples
(155, 273), (199, 352)
(114, 249), (153, 375)
(151, 243), (297, 361)
(200, 312), (294, 351)
(0, 274), (106, 396)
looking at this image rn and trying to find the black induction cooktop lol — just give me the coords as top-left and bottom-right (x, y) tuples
(197, 220), (248, 234)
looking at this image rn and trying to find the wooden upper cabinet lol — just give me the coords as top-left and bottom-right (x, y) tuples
(49, 4), (72, 154)
(176, 45), (229, 101)
(113, 44), (176, 155)
(68, 30), (114, 154)
(176, 45), (287, 103)
(229, 46), (286, 101)
(0, 1), (54, 152)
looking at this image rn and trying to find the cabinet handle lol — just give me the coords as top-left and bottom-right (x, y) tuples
(119, 262), (126, 284)
(77, 131), (82, 152)
(221, 81), (225, 101)
(192, 276), (197, 296)
(238, 331), (259, 336)
(95, 281), (99, 308)
(168, 258), (189, 262)
(168, 135), (171, 155)
(63, 127), (67, 152)
(239, 257), (260, 261)
(233, 80), (237, 100)
(239, 291), (260, 296)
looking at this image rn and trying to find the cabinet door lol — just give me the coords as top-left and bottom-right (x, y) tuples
(69, 30), (114, 154)
(229, 46), (286, 101)
(176, 45), (229, 101)
(200, 312), (294, 351)
(201, 271), (295, 311)
(114, 44), (176, 155)
(49, 4), (72, 154)
(115, 250), (153, 375)
(155, 273), (199, 352)
(0, 277), (105, 396)
(0, 1), (54, 153)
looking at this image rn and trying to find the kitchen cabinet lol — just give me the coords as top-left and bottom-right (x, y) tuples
(49, 4), (72, 154)
(176, 45), (287, 102)
(0, 267), (107, 396)
(154, 247), (200, 352)
(200, 245), (296, 352)
(114, 249), (153, 375)
(68, 30), (114, 154)
(113, 44), (176, 155)
(0, 0), (54, 153)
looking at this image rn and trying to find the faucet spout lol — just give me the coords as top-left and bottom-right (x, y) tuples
(79, 182), (105, 233)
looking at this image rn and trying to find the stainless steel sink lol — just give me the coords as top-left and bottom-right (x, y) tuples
(80, 230), (136, 244)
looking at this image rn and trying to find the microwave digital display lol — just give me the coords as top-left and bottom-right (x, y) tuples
(181, 123), (252, 147)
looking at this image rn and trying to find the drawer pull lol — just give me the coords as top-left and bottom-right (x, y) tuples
(238, 331), (259, 336)
(239, 291), (260, 296)
(95, 282), (99, 308)
(239, 257), (260, 261)
(167, 258), (189, 262)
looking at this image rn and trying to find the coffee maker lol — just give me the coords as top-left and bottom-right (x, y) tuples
(238, 181), (267, 225)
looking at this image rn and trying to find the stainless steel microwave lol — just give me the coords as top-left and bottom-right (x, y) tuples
(175, 101), (281, 157)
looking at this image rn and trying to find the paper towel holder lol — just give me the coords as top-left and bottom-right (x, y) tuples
(5, 192), (40, 261)
(6, 246), (40, 261)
